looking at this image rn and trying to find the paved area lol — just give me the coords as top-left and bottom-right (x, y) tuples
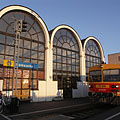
(0, 97), (90, 120)
(19, 97), (89, 114)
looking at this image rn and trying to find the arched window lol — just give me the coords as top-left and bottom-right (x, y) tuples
(85, 40), (101, 78)
(53, 29), (80, 89)
(0, 10), (45, 90)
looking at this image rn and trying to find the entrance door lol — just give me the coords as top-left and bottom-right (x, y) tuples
(21, 78), (30, 100)
(13, 79), (30, 100)
(14, 69), (30, 100)
(21, 69), (31, 100)
(63, 77), (72, 98)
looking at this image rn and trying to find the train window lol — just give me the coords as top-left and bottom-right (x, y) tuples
(103, 69), (120, 82)
(89, 70), (101, 82)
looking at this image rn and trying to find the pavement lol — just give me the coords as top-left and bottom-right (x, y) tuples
(0, 97), (90, 120)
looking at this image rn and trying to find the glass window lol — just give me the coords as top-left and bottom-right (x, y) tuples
(31, 51), (37, 59)
(38, 60), (44, 69)
(103, 69), (120, 82)
(89, 70), (101, 82)
(0, 19), (8, 32)
(38, 32), (44, 42)
(32, 42), (38, 50)
(24, 40), (31, 49)
(0, 34), (5, 44)
(0, 10), (45, 90)
(53, 29), (80, 89)
(31, 59), (37, 64)
(6, 46), (14, 55)
(7, 23), (15, 34)
(23, 58), (30, 63)
(38, 44), (44, 52)
(38, 52), (44, 60)
(0, 44), (4, 54)
(6, 36), (14, 45)
(57, 56), (61, 63)
(53, 55), (56, 62)
(85, 40), (102, 79)
(0, 68), (3, 79)
(0, 55), (4, 64)
(24, 49), (30, 58)
(57, 48), (61, 55)
(22, 79), (29, 89)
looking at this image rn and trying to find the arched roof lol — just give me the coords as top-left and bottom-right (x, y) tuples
(0, 5), (49, 48)
(83, 36), (105, 62)
(50, 24), (82, 55)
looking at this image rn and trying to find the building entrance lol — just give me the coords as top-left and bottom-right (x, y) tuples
(63, 77), (72, 98)
(13, 79), (30, 100)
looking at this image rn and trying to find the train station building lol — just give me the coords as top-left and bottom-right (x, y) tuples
(0, 5), (105, 102)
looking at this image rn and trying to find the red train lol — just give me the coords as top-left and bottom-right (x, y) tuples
(88, 64), (120, 105)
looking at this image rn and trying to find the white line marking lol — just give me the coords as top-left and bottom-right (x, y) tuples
(104, 112), (120, 120)
(59, 114), (75, 119)
(9, 103), (90, 118)
(0, 114), (11, 120)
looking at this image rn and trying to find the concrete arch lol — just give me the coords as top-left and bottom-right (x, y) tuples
(0, 5), (49, 48)
(50, 25), (82, 56)
(83, 36), (105, 62)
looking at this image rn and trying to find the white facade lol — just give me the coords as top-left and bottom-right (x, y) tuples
(0, 5), (105, 102)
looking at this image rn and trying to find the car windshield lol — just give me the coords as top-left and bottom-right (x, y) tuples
(103, 69), (120, 82)
(89, 70), (101, 82)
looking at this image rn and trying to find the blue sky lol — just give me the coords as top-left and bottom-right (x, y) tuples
(0, 0), (120, 63)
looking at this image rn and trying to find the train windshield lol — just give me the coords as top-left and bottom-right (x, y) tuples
(103, 69), (120, 82)
(89, 70), (101, 82)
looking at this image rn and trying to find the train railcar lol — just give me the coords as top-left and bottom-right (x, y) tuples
(88, 64), (120, 105)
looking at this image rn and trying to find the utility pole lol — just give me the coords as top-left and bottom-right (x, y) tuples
(13, 20), (27, 97)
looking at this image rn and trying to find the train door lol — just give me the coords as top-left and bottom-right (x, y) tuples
(63, 76), (72, 98)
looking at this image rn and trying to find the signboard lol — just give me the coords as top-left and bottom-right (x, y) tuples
(15, 62), (39, 69)
(3, 60), (14, 67)
(3, 60), (39, 69)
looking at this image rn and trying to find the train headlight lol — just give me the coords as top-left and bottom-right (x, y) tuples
(89, 85), (93, 88)
(89, 85), (91, 88)
(116, 85), (119, 88)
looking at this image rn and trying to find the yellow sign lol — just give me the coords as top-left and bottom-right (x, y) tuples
(3, 60), (14, 67)
(96, 85), (109, 88)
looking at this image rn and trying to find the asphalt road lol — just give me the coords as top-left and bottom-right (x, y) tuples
(86, 105), (120, 120)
